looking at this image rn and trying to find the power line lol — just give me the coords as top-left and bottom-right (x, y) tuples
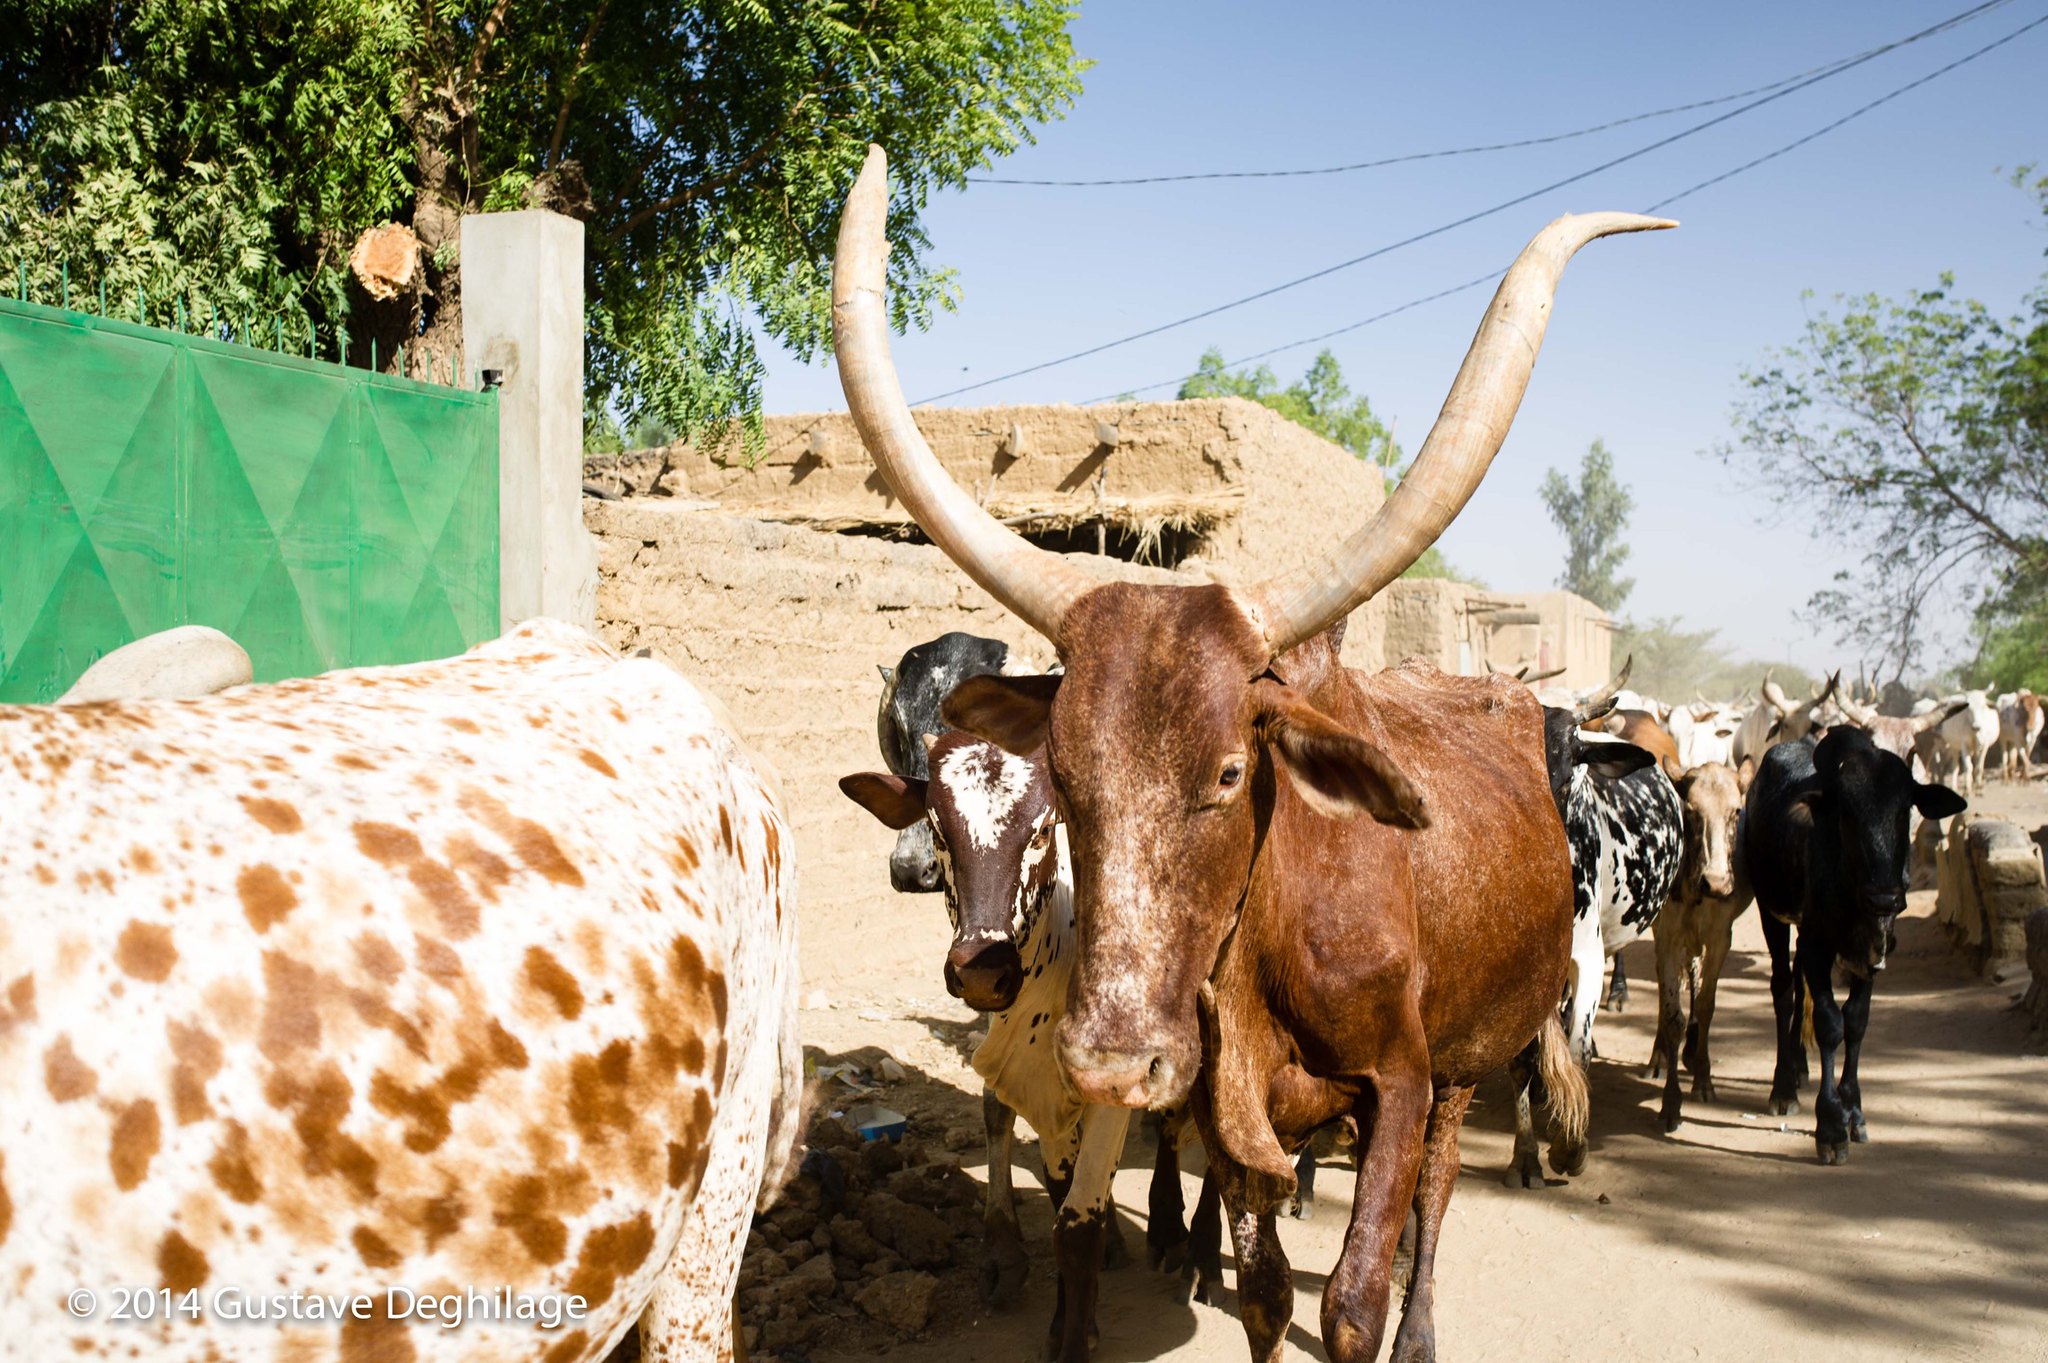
(968, 0), (2014, 188)
(913, 0), (2022, 404)
(1084, 9), (2048, 406)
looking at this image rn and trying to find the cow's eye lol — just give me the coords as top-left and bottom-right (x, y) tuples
(1218, 758), (1245, 790)
(1029, 824), (1052, 850)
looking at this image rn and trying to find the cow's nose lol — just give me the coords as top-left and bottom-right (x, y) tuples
(944, 939), (1022, 1013)
(1057, 1037), (1177, 1110)
(889, 854), (942, 893)
(1703, 872), (1734, 899)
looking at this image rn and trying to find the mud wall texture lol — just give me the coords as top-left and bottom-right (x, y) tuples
(584, 397), (1386, 578)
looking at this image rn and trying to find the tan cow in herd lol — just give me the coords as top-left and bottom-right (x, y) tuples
(0, 620), (801, 1362)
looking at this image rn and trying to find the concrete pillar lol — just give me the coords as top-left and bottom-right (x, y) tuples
(460, 211), (599, 633)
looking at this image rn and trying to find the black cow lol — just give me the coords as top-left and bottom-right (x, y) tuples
(1743, 727), (1966, 1163)
(873, 631), (1014, 891)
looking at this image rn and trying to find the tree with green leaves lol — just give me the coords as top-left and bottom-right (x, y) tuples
(1, 1), (1085, 456)
(1722, 172), (2048, 686)
(1179, 347), (1403, 469)
(1176, 345), (1478, 583)
(1614, 615), (1812, 702)
(1538, 438), (1635, 613)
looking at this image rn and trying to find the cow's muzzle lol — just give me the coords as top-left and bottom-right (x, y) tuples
(1055, 1016), (1193, 1111)
(1701, 871), (1735, 899)
(944, 939), (1023, 1013)
(889, 824), (942, 894)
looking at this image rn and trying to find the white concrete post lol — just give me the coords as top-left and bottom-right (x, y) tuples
(460, 211), (599, 633)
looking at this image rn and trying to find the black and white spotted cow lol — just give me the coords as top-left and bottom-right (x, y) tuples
(1513, 699), (1682, 1179)
(840, 731), (1130, 1362)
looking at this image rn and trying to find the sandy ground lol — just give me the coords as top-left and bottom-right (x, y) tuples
(791, 779), (2048, 1362)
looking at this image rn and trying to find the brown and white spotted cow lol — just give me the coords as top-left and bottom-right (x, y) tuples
(841, 731), (1133, 1362)
(0, 619), (802, 1363)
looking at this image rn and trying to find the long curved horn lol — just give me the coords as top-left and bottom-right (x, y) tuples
(1813, 669), (1841, 708)
(1837, 690), (1879, 727)
(1572, 654), (1633, 725)
(1761, 671), (1794, 714)
(1255, 213), (1675, 654)
(1914, 700), (1968, 734)
(1522, 664), (1568, 684)
(831, 146), (1095, 643)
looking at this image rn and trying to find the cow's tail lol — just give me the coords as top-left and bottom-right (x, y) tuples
(1801, 990), (1816, 1055)
(1537, 1011), (1588, 1152)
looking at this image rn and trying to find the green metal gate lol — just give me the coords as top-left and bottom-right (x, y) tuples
(0, 296), (498, 702)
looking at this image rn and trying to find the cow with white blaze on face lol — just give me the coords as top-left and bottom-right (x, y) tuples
(871, 631), (1019, 892)
(0, 620), (803, 1362)
(832, 145), (1669, 1363)
(1743, 726), (1966, 1163)
(841, 731), (1134, 1362)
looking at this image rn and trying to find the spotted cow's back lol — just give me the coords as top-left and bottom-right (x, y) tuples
(0, 620), (801, 1362)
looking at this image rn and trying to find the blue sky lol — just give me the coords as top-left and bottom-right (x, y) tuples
(755, 2), (2048, 674)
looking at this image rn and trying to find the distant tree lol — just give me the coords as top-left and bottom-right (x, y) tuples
(1, 0), (1087, 457)
(1179, 347), (1403, 469)
(1615, 615), (1813, 703)
(1539, 439), (1635, 613)
(1723, 170), (2048, 685)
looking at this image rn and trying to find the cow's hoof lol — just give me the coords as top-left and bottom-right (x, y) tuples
(981, 1244), (1030, 1307)
(1816, 1138), (1850, 1166)
(1768, 1094), (1799, 1117)
(1546, 1140), (1588, 1178)
(1503, 1149), (1546, 1188)
(1642, 1059), (1666, 1082)
(1148, 1232), (1189, 1275)
(1660, 1107), (1684, 1134)
(1849, 1115), (1869, 1144)
(1691, 1075), (1717, 1104)
(1284, 1191), (1313, 1221)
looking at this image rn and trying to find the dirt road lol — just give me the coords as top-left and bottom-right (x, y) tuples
(799, 785), (2048, 1362)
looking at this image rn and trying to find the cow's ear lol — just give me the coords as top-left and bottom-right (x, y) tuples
(1571, 736), (1657, 781)
(837, 773), (928, 829)
(943, 674), (1060, 755)
(1256, 683), (1428, 829)
(1913, 782), (1967, 821)
(1784, 789), (1823, 830)
(1674, 766), (1701, 798)
(1736, 756), (1757, 792)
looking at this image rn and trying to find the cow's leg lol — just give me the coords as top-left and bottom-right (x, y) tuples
(1565, 914), (1603, 1067)
(1047, 1105), (1132, 1363)
(1761, 911), (1804, 1116)
(1649, 914), (1689, 1132)
(1802, 943), (1851, 1164)
(1839, 968), (1875, 1145)
(1038, 1120), (1084, 1351)
(1604, 954), (1629, 1012)
(1388, 1085), (1475, 1363)
(1144, 1108), (1190, 1272)
(1214, 1158), (1292, 1363)
(1285, 1125), (1326, 1219)
(1320, 1054), (1433, 1363)
(1502, 1039), (1544, 1188)
(1183, 1169), (1225, 1306)
(1690, 906), (1737, 1104)
(981, 1088), (1029, 1306)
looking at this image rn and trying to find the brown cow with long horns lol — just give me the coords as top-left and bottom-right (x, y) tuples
(831, 146), (1672, 1363)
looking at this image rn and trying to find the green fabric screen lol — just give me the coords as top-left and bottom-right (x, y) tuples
(0, 297), (498, 701)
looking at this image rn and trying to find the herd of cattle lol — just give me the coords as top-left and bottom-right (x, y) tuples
(0, 144), (2025, 1363)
